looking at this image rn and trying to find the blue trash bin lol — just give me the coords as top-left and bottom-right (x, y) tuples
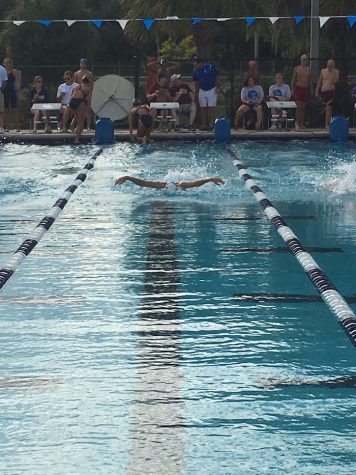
(214, 117), (231, 144)
(329, 116), (349, 142)
(95, 118), (115, 144)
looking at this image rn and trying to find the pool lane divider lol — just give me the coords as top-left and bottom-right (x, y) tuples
(226, 146), (356, 347)
(0, 148), (103, 292)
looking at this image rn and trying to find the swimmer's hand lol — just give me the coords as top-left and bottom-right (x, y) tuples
(115, 176), (128, 186)
(210, 177), (225, 185)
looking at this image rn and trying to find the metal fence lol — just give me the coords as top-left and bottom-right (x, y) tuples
(10, 58), (356, 129)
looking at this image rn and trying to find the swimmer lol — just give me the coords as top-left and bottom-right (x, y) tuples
(115, 175), (224, 189)
(129, 99), (155, 145)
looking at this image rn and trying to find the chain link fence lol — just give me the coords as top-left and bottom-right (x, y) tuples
(9, 58), (356, 129)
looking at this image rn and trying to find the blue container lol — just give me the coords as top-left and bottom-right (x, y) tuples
(214, 117), (231, 144)
(329, 116), (349, 142)
(95, 118), (115, 144)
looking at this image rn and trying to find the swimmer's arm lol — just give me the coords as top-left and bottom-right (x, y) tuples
(115, 176), (167, 189)
(177, 177), (225, 189)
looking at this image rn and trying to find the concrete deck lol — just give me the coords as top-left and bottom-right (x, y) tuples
(1, 128), (355, 145)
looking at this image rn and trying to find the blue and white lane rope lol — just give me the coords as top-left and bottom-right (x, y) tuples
(226, 146), (356, 347)
(0, 148), (103, 292)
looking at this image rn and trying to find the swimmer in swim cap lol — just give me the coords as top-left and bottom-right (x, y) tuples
(115, 176), (224, 189)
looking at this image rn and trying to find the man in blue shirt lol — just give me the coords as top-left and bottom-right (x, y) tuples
(193, 56), (220, 130)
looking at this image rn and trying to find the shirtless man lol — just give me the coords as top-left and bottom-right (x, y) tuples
(74, 59), (93, 129)
(315, 59), (339, 128)
(115, 175), (224, 189)
(291, 54), (313, 129)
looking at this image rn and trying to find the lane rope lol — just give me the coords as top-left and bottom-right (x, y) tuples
(0, 148), (103, 292)
(226, 145), (356, 347)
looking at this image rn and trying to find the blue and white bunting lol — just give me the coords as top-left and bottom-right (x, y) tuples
(143, 18), (155, 31)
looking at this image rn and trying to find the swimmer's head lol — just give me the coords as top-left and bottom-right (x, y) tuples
(300, 54), (308, 63)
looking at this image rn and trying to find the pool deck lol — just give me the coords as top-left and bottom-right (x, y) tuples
(1, 128), (355, 145)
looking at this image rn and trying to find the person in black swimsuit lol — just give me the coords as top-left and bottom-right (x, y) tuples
(129, 99), (155, 145)
(69, 75), (91, 144)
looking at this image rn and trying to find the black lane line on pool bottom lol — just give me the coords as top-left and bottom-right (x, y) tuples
(0, 148), (103, 292)
(233, 294), (356, 304)
(226, 146), (356, 348)
(220, 247), (343, 253)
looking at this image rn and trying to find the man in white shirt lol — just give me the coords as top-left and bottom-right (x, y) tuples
(268, 73), (291, 129)
(0, 64), (8, 133)
(57, 70), (79, 132)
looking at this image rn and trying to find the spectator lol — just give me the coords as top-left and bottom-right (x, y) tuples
(74, 58), (93, 130)
(352, 85), (356, 110)
(268, 73), (291, 130)
(193, 56), (220, 130)
(234, 76), (264, 130)
(69, 75), (91, 144)
(30, 76), (49, 133)
(315, 59), (339, 128)
(0, 62), (7, 134)
(291, 54), (312, 129)
(169, 74), (196, 129)
(244, 59), (260, 84)
(57, 71), (79, 132)
(146, 72), (171, 103)
(3, 57), (21, 132)
(145, 57), (179, 96)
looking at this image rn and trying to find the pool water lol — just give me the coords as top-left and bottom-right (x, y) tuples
(0, 141), (356, 474)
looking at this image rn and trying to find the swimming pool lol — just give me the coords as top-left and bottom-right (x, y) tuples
(0, 140), (355, 474)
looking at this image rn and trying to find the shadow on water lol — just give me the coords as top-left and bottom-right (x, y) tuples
(126, 201), (184, 475)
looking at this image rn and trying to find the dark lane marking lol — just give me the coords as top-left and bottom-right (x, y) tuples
(261, 376), (356, 389)
(127, 201), (184, 474)
(215, 215), (315, 221)
(233, 294), (356, 303)
(220, 247), (343, 253)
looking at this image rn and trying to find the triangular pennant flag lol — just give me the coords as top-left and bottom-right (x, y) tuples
(319, 17), (330, 28)
(269, 17), (279, 24)
(165, 16), (179, 20)
(294, 16), (305, 25)
(192, 18), (203, 25)
(216, 18), (231, 22)
(91, 20), (103, 28)
(245, 17), (256, 25)
(143, 18), (155, 31)
(65, 20), (77, 27)
(13, 20), (26, 26)
(38, 20), (53, 27)
(347, 16), (356, 28)
(117, 19), (129, 30)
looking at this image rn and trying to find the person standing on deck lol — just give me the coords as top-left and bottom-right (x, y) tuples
(315, 59), (339, 129)
(291, 54), (313, 130)
(193, 56), (220, 130)
(74, 59), (94, 130)
(3, 57), (21, 132)
(0, 63), (7, 133)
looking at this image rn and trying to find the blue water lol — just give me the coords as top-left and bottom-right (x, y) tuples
(0, 141), (356, 474)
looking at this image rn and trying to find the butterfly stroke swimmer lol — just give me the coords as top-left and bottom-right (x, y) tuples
(115, 176), (224, 189)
